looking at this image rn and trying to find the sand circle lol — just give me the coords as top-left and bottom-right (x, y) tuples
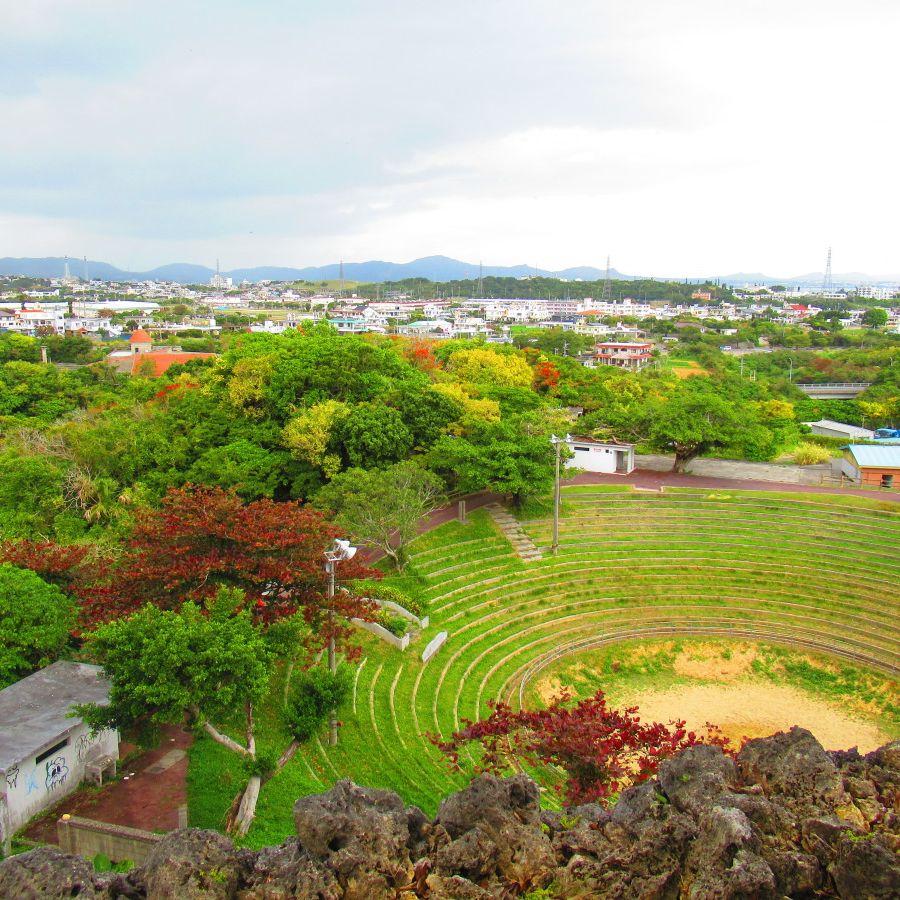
(617, 681), (890, 753)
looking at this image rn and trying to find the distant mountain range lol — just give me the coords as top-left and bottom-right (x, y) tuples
(0, 255), (897, 288)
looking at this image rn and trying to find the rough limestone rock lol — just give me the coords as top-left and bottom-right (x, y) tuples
(829, 832), (900, 899)
(1, 729), (898, 898)
(238, 838), (339, 899)
(0, 846), (106, 900)
(658, 743), (738, 814)
(737, 726), (846, 815)
(142, 829), (249, 899)
(292, 779), (420, 898)
(432, 773), (556, 891)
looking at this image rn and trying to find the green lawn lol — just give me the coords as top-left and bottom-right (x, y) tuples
(187, 491), (900, 847)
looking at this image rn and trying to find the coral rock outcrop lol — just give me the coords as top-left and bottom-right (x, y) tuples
(2, 727), (898, 898)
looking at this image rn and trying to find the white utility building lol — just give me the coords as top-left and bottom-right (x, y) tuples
(564, 435), (636, 474)
(0, 662), (119, 848)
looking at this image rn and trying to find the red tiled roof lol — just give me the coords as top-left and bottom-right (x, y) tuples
(130, 352), (215, 376)
(129, 328), (152, 343)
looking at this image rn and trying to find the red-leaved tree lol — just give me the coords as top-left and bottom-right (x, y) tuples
(89, 486), (378, 650)
(433, 689), (732, 805)
(0, 540), (94, 591)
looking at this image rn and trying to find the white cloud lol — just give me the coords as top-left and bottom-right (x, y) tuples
(0, 1), (898, 276)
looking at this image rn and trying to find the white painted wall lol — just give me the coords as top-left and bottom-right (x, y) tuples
(567, 442), (619, 473)
(1, 725), (118, 837)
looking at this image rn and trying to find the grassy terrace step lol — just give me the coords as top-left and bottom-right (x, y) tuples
(188, 491), (900, 846)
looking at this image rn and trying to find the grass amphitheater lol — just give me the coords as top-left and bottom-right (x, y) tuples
(188, 485), (900, 847)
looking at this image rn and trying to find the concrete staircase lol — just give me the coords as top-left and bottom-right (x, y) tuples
(487, 503), (543, 562)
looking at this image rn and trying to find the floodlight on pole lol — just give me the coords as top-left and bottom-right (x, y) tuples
(324, 538), (357, 746)
(550, 435), (563, 556)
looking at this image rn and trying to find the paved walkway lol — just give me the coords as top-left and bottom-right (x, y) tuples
(566, 468), (900, 501)
(25, 725), (191, 845)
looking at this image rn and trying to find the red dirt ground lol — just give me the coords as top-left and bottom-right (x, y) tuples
(24, 725), (192, 845)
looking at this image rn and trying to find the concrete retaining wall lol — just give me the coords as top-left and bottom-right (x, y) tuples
(422, 631), (448, 663)
(371, 598), (429, 630)
(636, 454), (806, 484)
(351, 619), (410, 650)
(57, 815), (162, 864)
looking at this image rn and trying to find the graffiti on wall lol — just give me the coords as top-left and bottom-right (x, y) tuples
(25, 771), (39, 796)
(5, 765), (19, 789)
(45, 757), (69, 792)
(77, 732), (98, 762)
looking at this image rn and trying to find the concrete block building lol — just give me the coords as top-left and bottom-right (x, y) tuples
(0, 662), (118, 847)
(564, 435), (636, 474)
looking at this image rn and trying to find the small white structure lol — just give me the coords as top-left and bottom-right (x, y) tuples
(0, 662), (119, 846)
(564, 435), (635, 474)
(803, 419), (874, 441)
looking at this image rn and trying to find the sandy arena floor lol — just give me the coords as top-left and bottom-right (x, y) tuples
(618, 681), (890, 752)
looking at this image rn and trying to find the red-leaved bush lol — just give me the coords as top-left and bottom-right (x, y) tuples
(433, 689), (732, 805)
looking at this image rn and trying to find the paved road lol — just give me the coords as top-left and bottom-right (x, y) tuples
(567, 469), (900, 501)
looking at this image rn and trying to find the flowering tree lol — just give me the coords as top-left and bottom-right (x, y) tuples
(433, 689), (731, 805)
(533, 359), (561, 393)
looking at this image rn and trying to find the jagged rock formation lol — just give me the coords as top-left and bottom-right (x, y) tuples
(2, 727), (898, 898)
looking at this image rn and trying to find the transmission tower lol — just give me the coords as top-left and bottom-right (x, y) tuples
(600, 256), (612, 302)
(339, 259), (344, 296)
(822, 247), (833, 292)
(477, 260), (483, 297)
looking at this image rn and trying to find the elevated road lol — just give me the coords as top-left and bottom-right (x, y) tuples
(796, 382), (871, 399)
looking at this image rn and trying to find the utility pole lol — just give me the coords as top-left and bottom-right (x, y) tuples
(325, 556), (337, 744)
(550, 435), (562, 555)
(323, 539), (356, 746)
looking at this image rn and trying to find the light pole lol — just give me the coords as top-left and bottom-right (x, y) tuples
(788, 356), (795, 383)
(324, 538), (357, 746)
(550, 434), (563, 555)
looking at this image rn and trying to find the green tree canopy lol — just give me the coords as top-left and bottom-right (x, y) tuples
(642, 382), (761, 472)
(334, 403), (414, 468)
(314, 460), (445, 570)
(862, 307), (889, 328)
(0, 563), (76, 687)
(428, 417), (555, 507)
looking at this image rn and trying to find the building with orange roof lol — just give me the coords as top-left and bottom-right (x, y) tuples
(129, 328), (153, 353)
(103, 329), (216, 375)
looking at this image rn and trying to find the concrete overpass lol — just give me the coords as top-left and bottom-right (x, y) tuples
(796, 382), (871, 399)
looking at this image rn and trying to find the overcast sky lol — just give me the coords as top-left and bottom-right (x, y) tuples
(2, 0), (898, 277)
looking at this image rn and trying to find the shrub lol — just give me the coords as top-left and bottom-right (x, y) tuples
(243, 747), (279, 778)
(352, 579), (429, 618)
(284, 665), (352, 742)
(377, 611), (409, 637)
(793, 442), (833, 465)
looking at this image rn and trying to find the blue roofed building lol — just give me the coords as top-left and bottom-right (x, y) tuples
(836, 444), (900, 489)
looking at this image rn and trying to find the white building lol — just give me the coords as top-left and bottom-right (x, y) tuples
(563, 435), (635, 474)
(0, 662), (119, 848)
(803, 420), (875, 441)
(854, 285), (897, 301)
